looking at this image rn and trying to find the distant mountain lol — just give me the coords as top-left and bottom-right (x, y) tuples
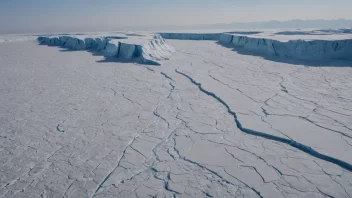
(188, 19), (352, 30)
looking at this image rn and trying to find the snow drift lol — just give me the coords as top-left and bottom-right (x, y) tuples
(37, 35), (174, 65)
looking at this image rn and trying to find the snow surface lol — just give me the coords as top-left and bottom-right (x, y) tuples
(1, 30), (352, 198)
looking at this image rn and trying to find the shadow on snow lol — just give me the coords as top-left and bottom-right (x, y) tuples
(38, 44), (160, 66)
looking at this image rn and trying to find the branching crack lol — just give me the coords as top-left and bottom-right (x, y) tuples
(175, 69), (352, 172)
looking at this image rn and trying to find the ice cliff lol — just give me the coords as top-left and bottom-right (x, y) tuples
(160, 32), (352, 61)
(37, 35), (174, 65)
(219, 34), (352, 61)
(38, 32), (352, 62)
(159, 33), (222, 40)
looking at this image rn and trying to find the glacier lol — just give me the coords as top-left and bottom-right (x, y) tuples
(37, 29), (352, 63)
(37, 34), (174, 65)
(1, 30), (352, 198)
(160, 31), (352, 61)
(219, 34), (352, 61)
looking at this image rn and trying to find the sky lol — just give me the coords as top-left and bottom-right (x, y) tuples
(1, 0), (352, 34)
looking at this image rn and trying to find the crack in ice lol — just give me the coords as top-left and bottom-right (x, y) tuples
(175, 69), (352, 172)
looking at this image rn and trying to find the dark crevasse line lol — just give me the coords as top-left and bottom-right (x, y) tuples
(92, 70), (178, 197)
(175, 69), (352, 172)
(171, 135), (263, 198)
(89, 134), (137, 198)
(160, 72), (175, 82)
(56, 120), (65, 132)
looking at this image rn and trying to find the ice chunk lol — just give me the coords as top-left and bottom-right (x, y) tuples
(117, 43), (136, 59)
(64, 37), (86, 50)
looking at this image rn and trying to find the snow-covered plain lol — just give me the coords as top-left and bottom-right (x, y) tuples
(1, 30), (352, 198)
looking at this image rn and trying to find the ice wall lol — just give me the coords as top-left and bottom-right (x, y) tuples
(218, 34), (352, 61)
(38, 32), (352, 62)
(37, 35), (174, 65)
(159, 32), (352, 61)
(138, 34), (176, 64)
(159, 33), (221, 40)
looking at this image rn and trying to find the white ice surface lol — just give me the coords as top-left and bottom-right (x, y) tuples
(1, 31), (352, 198)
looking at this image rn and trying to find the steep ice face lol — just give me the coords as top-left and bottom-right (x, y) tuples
(140, 35), (175, 65)
(218, 34), (233, 43)
(65, 37), (86, 50)
(104, 42), (119, 56)
(35, 30), (352, 62)
(219, 34), (352, 61)
(275, 28), (352, 35)
(37, 34), (174, 65)
(159, 31), (352, 61)
(159, 33), (221, 40)
(118, 43), (136, 59)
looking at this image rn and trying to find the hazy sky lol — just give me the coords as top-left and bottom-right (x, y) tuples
(1, 0), (352, 34)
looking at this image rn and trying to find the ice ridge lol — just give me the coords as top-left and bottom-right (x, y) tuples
(160, 32), (352, 61)
(37, 35), (174, 65)
(219, 34), (352, 61)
